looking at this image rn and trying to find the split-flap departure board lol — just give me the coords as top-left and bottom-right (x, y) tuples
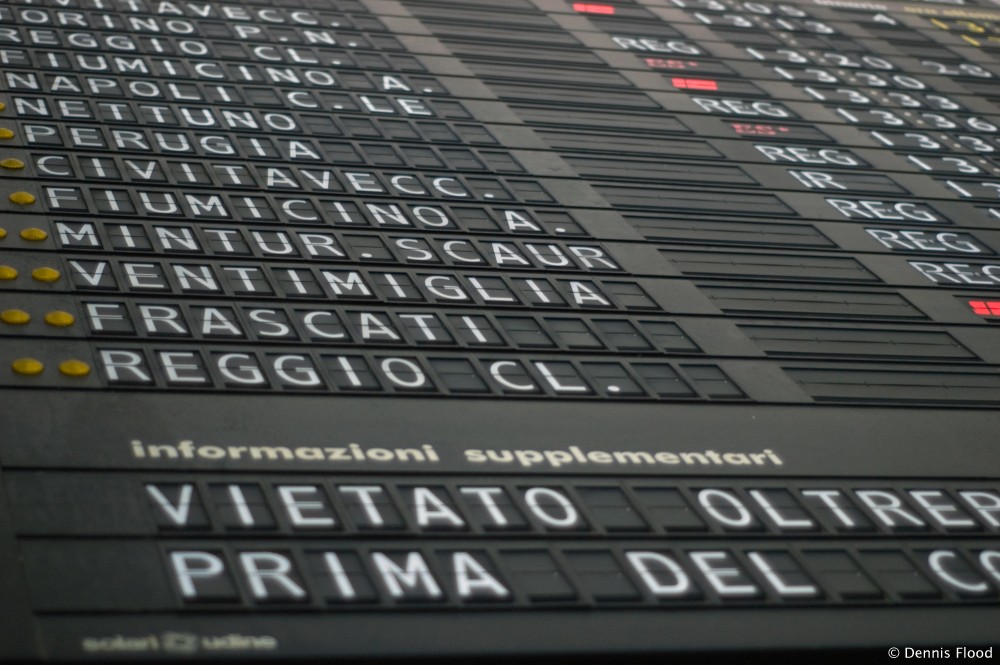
(1, 0), (1000, 660)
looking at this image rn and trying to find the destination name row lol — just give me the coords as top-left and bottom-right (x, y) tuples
(14, 151), (999, 212)
(5, 338), (998, 403)
(0, 12), (400, 49)
(1, 0), (371, 15)
(3, 232), (620, 275)
(6, 174), (558, 211)
(4, 222), (998, 299)
(6, 160), (999, 227)
(0, 255), (662, 310)
(37, 300), (697, 354)
(0, 3), (382, 31)
(14, 204), (588, 242)
(9, 213), (995, 262)
(12, 129), (998, 197)
(1, 65), (449, 101)
(4, 294), (990, 364)
(0, 343), (747, 400)
(5, 251), (1000, 315)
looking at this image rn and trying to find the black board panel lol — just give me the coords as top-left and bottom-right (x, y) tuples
(1, 0), (999, 661)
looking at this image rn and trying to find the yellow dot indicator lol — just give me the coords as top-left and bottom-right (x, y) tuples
(44, 310), (75, 327)
(0, 265), (17, 280)
(0, 228), (6, 239)
(58, 359), (91, 377)
(0, 128), (13, 139)
(9, 191), (35, 205)
(11, 358), (43, 376)
(31, 267), (60, 282)
(0, 102), (6, 112)
(0, 158), (24, 170)
(19, 227), (47, 241)
(0, 309), (29, 325)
